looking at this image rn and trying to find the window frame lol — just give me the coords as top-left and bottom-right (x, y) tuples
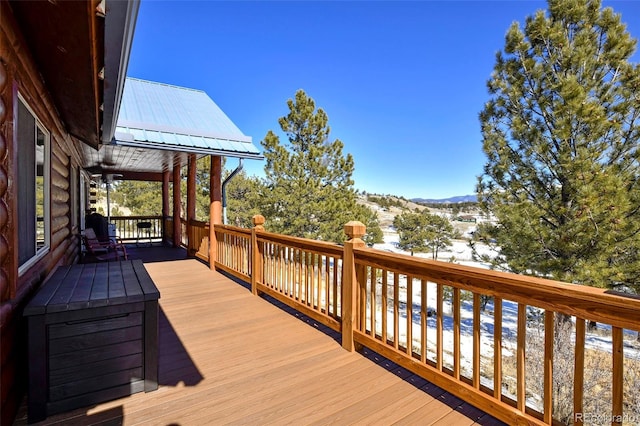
(17, 93), (51, 276)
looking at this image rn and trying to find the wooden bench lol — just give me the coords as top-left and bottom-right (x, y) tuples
(24, 260), (160, 423)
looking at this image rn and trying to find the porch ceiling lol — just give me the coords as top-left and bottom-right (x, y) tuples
(81, 143), (191, 178)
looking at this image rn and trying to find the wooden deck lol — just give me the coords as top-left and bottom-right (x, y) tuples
(15, 247), (506, 425)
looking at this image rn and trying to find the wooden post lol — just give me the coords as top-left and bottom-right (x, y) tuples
(172, 160), (181, 248)
(251, 215), (265, 296)
(162, 170), (170, 244)
(342, 221), (366, 352)
(209, 156), (222, 270)
(187, 154), (196, 255)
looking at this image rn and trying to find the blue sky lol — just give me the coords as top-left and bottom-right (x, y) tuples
(127, 1), (640, 200)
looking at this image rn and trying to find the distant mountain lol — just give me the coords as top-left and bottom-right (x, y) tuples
(411, 195), (477, 204)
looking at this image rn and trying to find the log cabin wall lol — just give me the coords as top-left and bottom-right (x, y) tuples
(0, 2), (85, 423)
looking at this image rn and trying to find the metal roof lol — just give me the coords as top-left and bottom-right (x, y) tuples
(114, 77), (262, 159)
(83, 78), (262, 177)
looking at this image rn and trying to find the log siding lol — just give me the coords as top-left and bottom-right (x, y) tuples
(0, 2), (86, 423)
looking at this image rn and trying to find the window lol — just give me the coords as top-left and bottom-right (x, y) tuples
(70, 165), (78, 230)
(17, 96), (50, 272)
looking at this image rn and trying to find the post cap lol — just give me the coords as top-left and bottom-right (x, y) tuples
(252, 214), (265, 227)
(344, 221), (366, 239)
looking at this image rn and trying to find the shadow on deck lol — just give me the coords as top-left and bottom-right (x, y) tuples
(14, 245), (506, 425)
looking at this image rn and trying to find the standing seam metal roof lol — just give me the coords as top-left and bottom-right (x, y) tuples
(114, 77), (262, 158)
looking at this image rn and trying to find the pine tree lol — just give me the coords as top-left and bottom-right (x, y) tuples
(261, 89), (382, 244)
(114, 180), (163, 216)
(225, 170), (265, 228)
(393, 211), (456, 258)
(476, 0), (640, 290)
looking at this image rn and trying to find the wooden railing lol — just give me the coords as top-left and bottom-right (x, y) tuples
(212, 216), (640, 426)
(110, 216), (163, 243)
(213, 224), (251, 282)
(188, 220), (209, 261)
(256, 230), (343, 332)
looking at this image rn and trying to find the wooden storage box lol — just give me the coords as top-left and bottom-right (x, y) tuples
(24, 260), (160, 423)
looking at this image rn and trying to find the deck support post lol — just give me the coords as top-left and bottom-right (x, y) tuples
(187, 154), (197, 256)
(172, 160), (181, 248)
(162, 170), (170, 244)
(209, 155), (222, 270)
(251, 215), (265, 295)
(342, 221), (366, 352)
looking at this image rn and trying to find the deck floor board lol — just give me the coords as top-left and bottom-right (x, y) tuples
(15, 250), (506, 425)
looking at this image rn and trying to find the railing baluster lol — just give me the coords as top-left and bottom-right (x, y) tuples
(421, 279), (427, 363)
(276, 245), (281, 293)
(437, 283), (443, 372)
(394, 272), (400, 350)
(228, 235), (236, 269)
(318, 255), (322, 311)
(301, 250), (306, 302)
(285, 247), (290, 296)
(517, 303), (526, 412)
(310, 252), (315, 306)
(324, 256), (330, 314)
(494, 297), (503, 400)
(332, 256), (338, 318)
(612, 327), (623, 426)
(360, 265), (367, 332)
(272, 243), (276, 288)
(407, 275), (413, 356)
(453, 287), (460, 379)
(473, 293), (480, 389)
(307, 252), (312, 307)
(279, 246), (284, 294)
(371, 268), (376, 338)
(290, 248), (295, 298)
(307, 251), (312, 304)
(298, 249), (302, 300)
(544, 311), (554, 424)
(274, 244), (278, 289)
(273, 244), (278, 292)
(382, 271), (388, 344)
(264, 241), (269, 287)
(236, 235), (241, 272)
(294, 248), (299, 299)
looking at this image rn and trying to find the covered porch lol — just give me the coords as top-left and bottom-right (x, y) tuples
(80, 76), (263, 261)
(13, 251), (503, 425)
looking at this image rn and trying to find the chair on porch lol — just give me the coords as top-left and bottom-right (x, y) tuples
(82, 228), (128, 262)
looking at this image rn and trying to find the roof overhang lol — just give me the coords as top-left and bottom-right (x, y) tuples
(81, 139), (263, 179)
(113, 137), (264, 161)
(9, 0), (139, 149)
(101, 0), (139, 146)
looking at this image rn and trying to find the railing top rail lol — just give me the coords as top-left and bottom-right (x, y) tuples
(214, 224), (251, 237)
(190, 219), (209, 227)
(355, 246), (640, 331)
(256, 230), (344, 257)
(110, 215), (163, 220)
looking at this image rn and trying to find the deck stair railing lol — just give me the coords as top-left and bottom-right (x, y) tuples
(211, 216), (640, 426)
